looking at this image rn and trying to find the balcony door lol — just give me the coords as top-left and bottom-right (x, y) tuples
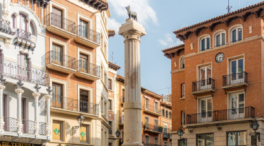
(199, 98), (212, 123)
(19, 14), (27, 31)
(52, 7), (63, 28)
(154, 138), (158, 146)
(79, 20), (89, 39)
(80, 90), (89, 113)
(52, 83), (63, 108)
(52, 44), (63, 65)
(145, 136), (149, 145)
(199, 66), (212, 90)
(79, 54), (89, 73)
(145, 98), (149, 110)
(145, 117), (149, 129)
(17, 54), (30, 80)
(154, 101), (158, 113)
(154, 119), (158, 131)
(229, 93), (244, 120)
(230, 58), (244, 85)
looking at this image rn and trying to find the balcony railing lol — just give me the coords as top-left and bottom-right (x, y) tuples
(52, 97), (99, 115)
(223, 72), (248, 87)
(45, 13), (76, 34)
(0, 19), (15, 35)
(144, 104), (161, 115)
(3, 117), (17, 132)
(144, 124), (162, 133)
(76, 60), (100, 77)
(192, 78), (215, 92)
(46, 51), (76, 70)
(75, 25), (100, 44)
(187, 106), (255, 124)
(39, 122), (46, 136)
(163, 128), (171, 138)
(0, 61), (48, 86)
(22, 119), (35, 134)
(16, 29), (31, 40)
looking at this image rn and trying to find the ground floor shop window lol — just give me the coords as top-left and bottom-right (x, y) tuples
(227, 131), (246, 146)
(178, 138), (186, 146)
(197, 133), (214, 146)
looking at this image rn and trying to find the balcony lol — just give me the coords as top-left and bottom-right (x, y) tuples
(74, 60), (100, 81)
(144, 124), (162, 134)
(45, 13), (76, 39)
(223, 72), (248, 90)
(143, 104), (161, 116)
(192, 78), (215, 95)
(74, 25), (100, 48)
(0, 19), (15, 36)
(14, 29), (36, 52)
(186, 106), (255, 125)
(46, 51), (76, 74)
(51, 97), (99, 117)
(163, 128), (171, 139)
(0, 61), (48, 86)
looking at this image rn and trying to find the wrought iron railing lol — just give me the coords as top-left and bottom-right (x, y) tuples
(0, 61), (48, 86)
(3, 117), (17, 132)
(143, 104), (161, 115)
(0, 19), (15, 35)
(187, 107), (255, 124)
(16, 29), (31, 40)
(144, 123), (162, 133)
(22, 119), (35, 134)
(223, 72), (248, 86)
(39, 122), (46, 135)
(163, 128), (171, 138)
(76, 60), (100, 77)
(75, 25), (100, 44)
(46, 51), (76, 70)
(192, 78), (215, 92)
(51, 97), (99, 115)
(45, 13), (76, 34)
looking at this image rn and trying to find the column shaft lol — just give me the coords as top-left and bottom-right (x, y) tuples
(0, 85), (6, 132)
(15, 89), (24, 134)
(33, 92), (41, 135)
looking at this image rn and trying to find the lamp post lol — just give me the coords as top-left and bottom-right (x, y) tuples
(115, 129), (120, 138)
(177, 126), (184, 139)
(251, 118), (260, 142)
(77, 114), (85, 127)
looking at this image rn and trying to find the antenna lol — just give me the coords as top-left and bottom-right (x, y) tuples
(239, 0), (240, 8)
(247, 0), (249, 6)
(110, 51), (114, 62)
(227, 0), (232, 13)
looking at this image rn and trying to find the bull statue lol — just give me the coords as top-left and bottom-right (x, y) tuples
(125, 5), (137, 21)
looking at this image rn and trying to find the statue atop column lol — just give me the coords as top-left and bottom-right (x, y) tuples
(125, 5), (138, 21)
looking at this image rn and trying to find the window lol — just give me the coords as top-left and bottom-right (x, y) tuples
(104, 72), (107, 85)
(79, 53), (89, 73)
(166, 110), (168, 118)
(145, 136), (149, 144)
(12, 14), (16, 29)
(178, 139), (186, 146)
(145, 98), (149, 110)
(52, 83), (63, 108)
(108, 79), (112, 90)
(17, 53), (30, 79)
(169, 112), (171, 119)
(19, 13), (27, 31)
(251, 134), (258, 146)
(197, 133), (214, 146)
(199, 98), (212, 123)
(199, 66), (212, 90)
(181, 83), (185, 98)
(154, 119), (158, 127)
(181, 111), (185, 125)
(79, 19), (89, 38)
(180, 57), (185, 69)
(80, 90), (89, 113)
(162, 109), (165, 117)
(215, 32), (225, 47)
(52, 44), (63, 65)
(154, 101), (158, 113)
(80, 125), (89, 143)
(231, 27), (242, 43)
(104, 101), (107, 116)
(108, 99), (112, 110)
(52, 121), (63, 141)
(52, 7), (63, 28)
(164, 142), (167, 146)
(109, 121), (112, 135)
(29, 22), (35, 36)
(229, 93), (244, 120)
(122, 89), (125, 102)
(230, 58), (244, 85)
(227, 131), (246, 146)
(154, 138), (158, 146)
(200, 36), (210, 51)
(145, 117), (149, 128)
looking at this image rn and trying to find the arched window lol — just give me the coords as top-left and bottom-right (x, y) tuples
(166, 111), (168, 118)
(215, 32), (225, 47)
(29, 22), (36, 36)
(180, 57), (185, 69)
(200, 36), (210, 51)
(231, 27), (242, 43)
(11, 14), (16, 29)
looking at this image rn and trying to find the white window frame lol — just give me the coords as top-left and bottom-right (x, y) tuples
(214, 30), (226, 47)
(229, 25), (243, 43)
(198, 34), (210, 52)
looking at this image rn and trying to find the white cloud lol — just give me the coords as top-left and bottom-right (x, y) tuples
(108, 18), (121, 33)
(108, 0), (158, 27)
(159, 33), (183, 48)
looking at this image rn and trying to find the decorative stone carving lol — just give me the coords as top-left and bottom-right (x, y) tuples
(5, 39), (11, 49)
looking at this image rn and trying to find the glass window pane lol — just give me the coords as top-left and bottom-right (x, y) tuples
(222, 33), (225, 45)
(179, 139), (185, 146)
(232, 29), (236, 42)
(207, 99), (212, 117)
(206, 134), (214, 146)
(231, 61), (237, 79)
(207, 38), (210, 49)
(238, 59), (243, 79)
(238, 28), (242, 41)
(227, 132), (236, 146)
(201, 100), (206, 118)
(197, 134), (206, 146)
(201, 39), (205, 51)
(216, 34), (220, 46)
(238, 131), (247, 145)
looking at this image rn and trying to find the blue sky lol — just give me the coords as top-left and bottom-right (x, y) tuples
(107, 0), (263, 95)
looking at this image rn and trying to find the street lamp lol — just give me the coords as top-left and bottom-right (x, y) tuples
(177, 126), (184, 139)
(251, 118), (260, 142)
(77, 114), (85, 127)
(115, 129), (120, 138)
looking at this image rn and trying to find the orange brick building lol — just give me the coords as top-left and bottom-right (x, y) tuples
(163, 2), (264, 146)
(108, 62), (172, 146)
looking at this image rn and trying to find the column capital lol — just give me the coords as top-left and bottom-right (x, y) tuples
(0, 85), (6, 90)
(119, 18), (146, 39)
(32, 92), (41, 98)
(44, 94), (52, 100)
(15, 89), (24, 94)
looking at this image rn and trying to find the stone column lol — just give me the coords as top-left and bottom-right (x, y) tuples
(32, 92), (40, 135)
(0, 85), (6, 132)
(44, 94), (52, 137)
(119, 18), (146, 146)
(15, 89), (24, 134)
